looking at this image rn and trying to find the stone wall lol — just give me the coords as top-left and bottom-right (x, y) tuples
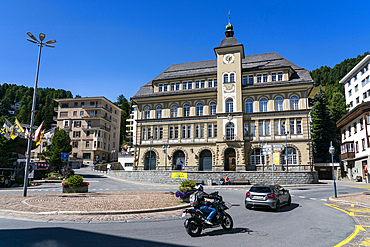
(110, 170), (318, 185)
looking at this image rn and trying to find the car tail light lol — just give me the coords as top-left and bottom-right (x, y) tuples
(267, 193), (275, 198)
(246, 192), (251, 197)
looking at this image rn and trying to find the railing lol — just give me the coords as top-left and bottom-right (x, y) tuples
(223, 134), (238, 141)
(82, 114), (111, 122)
(81, 125), (111, 132)
(341, 142), (355, 160)
(82, 105), (112, 113)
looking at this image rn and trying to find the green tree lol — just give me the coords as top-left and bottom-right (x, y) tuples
(311, 86), (335, 162)
(116, 94), (132, 147)
(41, 127), (72, 172)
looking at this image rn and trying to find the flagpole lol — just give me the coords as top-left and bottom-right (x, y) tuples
(23, 32), (56, 197)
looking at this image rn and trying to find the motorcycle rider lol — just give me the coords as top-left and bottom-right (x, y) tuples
(194, 184), (219, 225)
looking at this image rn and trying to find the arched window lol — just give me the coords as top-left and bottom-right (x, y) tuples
(226, 123), (234, 140)
(230, 73), (235, 82)
(183, 103), (190, 117)
(275, 97), (283, 111)
(170, 104), (177, 118)
(196, 103), (203, 116)
(282, 148), (298, 165)
(259, 98), (268, 112)
(144, 107), (150, 119)
(290, 95), (299, 110)
(223, 74), (229, 83)
(156, 106), (162, 119)
(226, 98), (233, 113)
(209, 102), (216, 115)
(251, 148), (265, 166)
(245, 99), (253, 113)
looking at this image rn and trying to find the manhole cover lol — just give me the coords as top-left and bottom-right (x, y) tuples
(248, 231), (268, 236)
(295, 188), (310, 190)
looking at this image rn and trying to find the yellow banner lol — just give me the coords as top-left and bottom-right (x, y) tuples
(273, 151), (280, 165)
(171, 172), (188, 179)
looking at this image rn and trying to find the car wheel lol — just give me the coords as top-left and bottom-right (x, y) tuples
(287, 196), (291, 206)
(274, 200), (281, 212)
(245, 204), (252, 210)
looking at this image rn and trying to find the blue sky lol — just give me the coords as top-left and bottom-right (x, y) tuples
(1, 1), (369, 102)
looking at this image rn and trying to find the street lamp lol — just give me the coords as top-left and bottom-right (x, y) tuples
(148, 136), (153, 170)
(111, 148), (116, 162)
(285, 131), (289, 171)
(23, 32), (56, 197)
(162, 143), (170, 170)
(329, 141), (338, 198)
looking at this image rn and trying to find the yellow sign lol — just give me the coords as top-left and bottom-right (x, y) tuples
(273, 151), (280, 165)
(172, 172), (188, 179)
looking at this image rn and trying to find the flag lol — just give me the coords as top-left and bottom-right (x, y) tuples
(9, 118), (24, 140)
(36, 130), (45, 147)
(227, 11), (230, 15)
(44, 128), (55, 145)
(0, 119), (13, 140)
(34, 121), (44, 143)
(25, 128), (30, 139)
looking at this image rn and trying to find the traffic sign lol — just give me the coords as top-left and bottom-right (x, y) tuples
(61, 153), (69, 162)
(263, 145), (272, 148)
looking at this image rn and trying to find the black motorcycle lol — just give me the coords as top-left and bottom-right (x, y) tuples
(182, 191), (233, 237)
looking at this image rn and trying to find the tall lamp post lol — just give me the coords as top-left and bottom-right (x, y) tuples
(23, 32), (56, 197)
(162, 143), (170, 170)
(329, 141), (338, 198)
(148, 136), (153, 170)
(285, 131), (289, 171)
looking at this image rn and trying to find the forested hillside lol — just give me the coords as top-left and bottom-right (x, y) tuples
(309, 51), (369, 162)
(0, 83), (73, 130)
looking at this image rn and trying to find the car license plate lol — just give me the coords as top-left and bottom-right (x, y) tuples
(254, 196), (264, 200)
(182, 212), (187, 217)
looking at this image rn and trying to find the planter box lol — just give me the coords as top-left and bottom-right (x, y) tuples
(62, 185), (88, 193)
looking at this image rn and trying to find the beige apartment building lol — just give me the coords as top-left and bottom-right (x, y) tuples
(132, 22), (314, 172)
(54, 97), (122, 165)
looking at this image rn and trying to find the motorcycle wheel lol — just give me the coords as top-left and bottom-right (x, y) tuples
(221, 213), (233, 231)
(185, 218), (202, 237)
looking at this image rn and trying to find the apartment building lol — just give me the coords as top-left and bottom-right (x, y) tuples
(131, 22), (314, 172)
(338, 55), (370, 181)
(54, 97), (122, 165)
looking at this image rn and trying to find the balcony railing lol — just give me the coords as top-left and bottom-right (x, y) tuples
(341, 142), (355, 160)
(223, 134), (238, 141)
(82, 114), (111, 122)
(81, 125), (111, 132)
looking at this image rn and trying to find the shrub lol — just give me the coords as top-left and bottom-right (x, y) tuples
(175, 180), (196, 199)
(62, 175), (89, 188)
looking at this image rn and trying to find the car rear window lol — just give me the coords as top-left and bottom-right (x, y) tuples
(249, 187), (271, 193)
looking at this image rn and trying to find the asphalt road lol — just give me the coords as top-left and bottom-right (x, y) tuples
(0, 167), (368, 247)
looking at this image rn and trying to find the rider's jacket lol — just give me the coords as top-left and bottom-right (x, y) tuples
(195, 191), (218, 208)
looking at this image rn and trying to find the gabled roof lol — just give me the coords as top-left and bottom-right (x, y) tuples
(132, 52), (313, 99)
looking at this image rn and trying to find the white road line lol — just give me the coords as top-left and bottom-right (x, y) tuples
(321, 199), (327, 201)
(291, 195), (295, 196)
(310, 198), (316, 200)
(299, 196), (306, 198)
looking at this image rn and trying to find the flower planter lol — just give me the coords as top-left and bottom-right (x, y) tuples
(62, 185), (88, 193)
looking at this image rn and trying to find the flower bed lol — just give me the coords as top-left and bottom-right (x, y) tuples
(175, 180), (196, 202)
(62, 175), (89, 193)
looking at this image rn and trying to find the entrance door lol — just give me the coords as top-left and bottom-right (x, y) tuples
(145, 151), (156, 170)
(199, 150), (212, 171)
(173, 151), (185, 170)
(363, 161), (368, 179)
(225, 148), (236, 171)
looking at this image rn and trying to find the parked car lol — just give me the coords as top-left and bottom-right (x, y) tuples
(245, 184), (291, 211)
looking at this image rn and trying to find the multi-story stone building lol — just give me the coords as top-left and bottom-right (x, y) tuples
(132, 22), (314, 172)
(338, 55), (370, 181)
(54, 97), (122, 165)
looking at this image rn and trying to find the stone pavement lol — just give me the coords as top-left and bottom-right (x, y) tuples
(0, 191), (188, 222)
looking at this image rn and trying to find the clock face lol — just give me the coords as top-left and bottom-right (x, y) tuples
(223, 54), (235, 64)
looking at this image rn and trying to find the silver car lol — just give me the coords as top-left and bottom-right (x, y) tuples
(245, 184), (291, 211)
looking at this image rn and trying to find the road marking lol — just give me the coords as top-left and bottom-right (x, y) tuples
(321, 199), (327, 201)
(333, 225), (366, 247)
(310, 198), (316, 200)
(299, 196), (305, 198)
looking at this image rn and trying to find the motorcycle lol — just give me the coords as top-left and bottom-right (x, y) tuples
(182, 191), (233, 237)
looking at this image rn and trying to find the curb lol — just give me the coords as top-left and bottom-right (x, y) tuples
(0, 204), (191, 216)
(327, 192), (370, 208)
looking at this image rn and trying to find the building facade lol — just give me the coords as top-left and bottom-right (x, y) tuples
(132, 22), (314, 172)
(338, 55), (370, 181)
(54, 97), (122, 165)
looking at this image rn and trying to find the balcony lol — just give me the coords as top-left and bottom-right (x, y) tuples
(82, 104), (112, 113)
(341, 142), (355, 160)
(81, 125), (111, 132)
(82, 114), (111, 122)
(223, 134), (239, 141)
